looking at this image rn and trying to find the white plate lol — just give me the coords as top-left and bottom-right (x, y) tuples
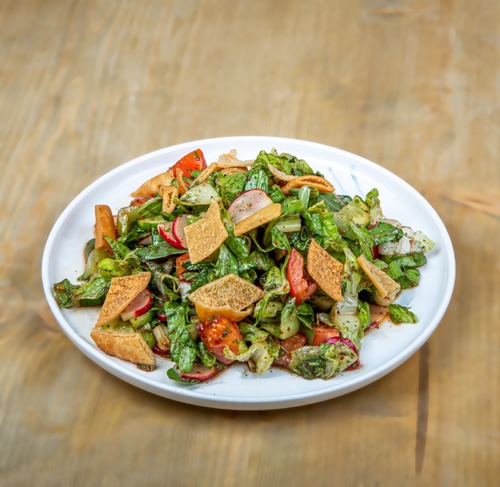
(42, 136), (455, 410)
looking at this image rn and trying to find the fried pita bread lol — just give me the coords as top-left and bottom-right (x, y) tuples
(306, 239), (344, 302)
(188, 273), (265, 322)
(281, 175), (335, 195)
(175, 168), (189, 196)
(130, 169), (174, 197)
(216, 149), (254, 168)
(356, 254), (401, 303)
(184, 202), (228, 264)
(193, 301), (255, 322)
(94, 204), (117, 252)
(159, 185), (178, 214)
(90, 328), (156, 366)
(233, 203), (282, 237)
(95, 272), (151, 327)
(192, 162), (220, 183)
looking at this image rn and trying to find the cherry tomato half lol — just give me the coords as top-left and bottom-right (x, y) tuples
(196, 316), (242, 365)
(172, 149), (207, 178)
(287, 247), (318, 304)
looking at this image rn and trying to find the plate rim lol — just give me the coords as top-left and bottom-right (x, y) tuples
(41, 136), (456, 410)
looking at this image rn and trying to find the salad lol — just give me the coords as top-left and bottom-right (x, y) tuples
(53, 148), (435, 383)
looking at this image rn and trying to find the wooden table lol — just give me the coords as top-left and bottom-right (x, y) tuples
(1, 1), (498, 485)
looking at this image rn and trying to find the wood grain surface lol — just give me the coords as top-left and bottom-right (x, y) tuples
(1, 1), (499, 486)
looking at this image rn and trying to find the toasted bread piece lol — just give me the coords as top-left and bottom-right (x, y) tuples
(216, 149), (254, 168)
(357, 254), (401, 303)
(184, 202), (228, 264)
(193, 301), (255, 322)
(306, 239), (344, 302)
(130, 169), (174, 197)
(193, 162), (220, 183)
(95, 272), (151, 327)
(91, 328), (155, 366)
(174, 167), (189, 196)
(233, 203), (282, 237)
(281, 175), (335, 195)
(159, 185), (178, 214)
(94, 205), (117, 252)
(188, 273), (265, 317)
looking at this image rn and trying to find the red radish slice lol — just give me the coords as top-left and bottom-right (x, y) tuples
(172, 215), (189, 249)
(120, 289), (153, 322)
(228, 189), (273, 225)
(138, 235), (153, 245)
(179, 364), (219, 382)
(158, 222), (183, 248)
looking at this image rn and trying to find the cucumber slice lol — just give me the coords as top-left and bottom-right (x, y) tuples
(101, 318), (134, 333)
(130, 310), (154, 328)
(137, 216), (166, 231)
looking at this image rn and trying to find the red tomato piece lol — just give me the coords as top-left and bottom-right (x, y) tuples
(196, 317), (243, 365)
(311, 324), (340, 346)
(274, 333), (307, 367)
(175, 253), (190, 281)
(287, 247), (318, 304)
(172, 149), (207, 178)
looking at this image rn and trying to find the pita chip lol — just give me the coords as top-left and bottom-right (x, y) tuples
(130, 169), (174, 197)
(184, 202), (228, 264)
(95, 272), (151, 327)
(188, 273), (265, 321)
(306, 239), (344, 302)
(90, 328), (155, 366)
(357, 254), (401, 304)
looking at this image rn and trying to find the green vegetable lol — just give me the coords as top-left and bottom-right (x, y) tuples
(78, 247), (111, 281)
(289, 342), (357, 380)
(53, 277), (110, 308)
(334, 196), (370, 236)
(98, 258), (130, 279)
(388, 304), (418, 324)
(244, 169), (269, 193)
(215, 173), (247, 207)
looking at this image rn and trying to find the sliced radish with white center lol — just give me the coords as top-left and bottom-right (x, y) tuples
(172, 215), (189, 249)
(158, 222), (183, 248)
(178, 364), (219, 382)
(120, 289), (153, 322)
(228, 189), (273, 225)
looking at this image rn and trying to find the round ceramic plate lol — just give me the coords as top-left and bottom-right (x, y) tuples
(42, 136), (455, 410)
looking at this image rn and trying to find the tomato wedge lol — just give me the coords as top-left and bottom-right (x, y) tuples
(287, 247), (318, 304)
(311, 324), (340, 346)
(172, 149), (207, 178)
(175, 253), (190, 281)
(274, 333), (307, 367)
(196, 316), (242, 365)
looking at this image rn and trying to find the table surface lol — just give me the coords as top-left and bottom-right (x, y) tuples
(1, 1), (499, 486)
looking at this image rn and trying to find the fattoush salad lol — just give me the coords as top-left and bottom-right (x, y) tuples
(53, 148), (435, 383)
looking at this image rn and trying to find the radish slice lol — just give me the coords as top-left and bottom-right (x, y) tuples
(138, 235), (153, 245)
(179, 364), (219, 382)
(228, 189), (273, 225)
(267, 163), (296, 182)
(158, 222), (183, 248)
(172, 215), (189, 248)
(120, 289), (153, 322)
